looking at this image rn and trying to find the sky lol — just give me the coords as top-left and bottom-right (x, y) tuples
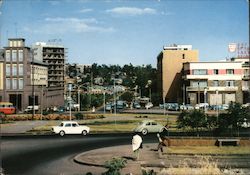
(0, 0), (249, 67)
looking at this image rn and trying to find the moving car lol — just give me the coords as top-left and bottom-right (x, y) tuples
(133, 120), (165, 135)
(52, 121), (90, 136)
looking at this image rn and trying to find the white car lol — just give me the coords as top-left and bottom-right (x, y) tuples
(52, 121), (90, 136)
(145, 102), (153, 109)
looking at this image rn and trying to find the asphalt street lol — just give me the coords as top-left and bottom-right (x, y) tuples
(1, 133), (158, 175)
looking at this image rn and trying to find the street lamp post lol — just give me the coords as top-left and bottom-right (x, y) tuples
(103, 91), (106, 114)
(204, 87), (207, 113)
(68, 84), (72, 121)
(216, 90), (219, 118)
(40, 85), (43, 120)
(78, 88), (80, 112)
(113, 79), (116, 115)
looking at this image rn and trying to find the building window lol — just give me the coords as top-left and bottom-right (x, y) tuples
(6, 50), (11, 61)
(226, 69), (234, 74)
(226, 80), (235, 87)
(12, 50), (17, 61)
(12, 64), (17, 76)
(19, 78), (23, 89)
(192, 69), (207, 75)
(13, 79), (17, 89)
(213, 80), (219, 87)
(19, 64), (23, 76)
(213, 69), (219, 75)
(6, 78), (11, 89)
(6, 64), (11, 76)
(182, 54), (185, 59)
(191, 80), (207, 87)
(18, 50), (23, 62)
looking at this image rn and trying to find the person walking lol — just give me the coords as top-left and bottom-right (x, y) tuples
(132, 134), (143, 160)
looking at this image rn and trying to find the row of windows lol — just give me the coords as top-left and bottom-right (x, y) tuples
(192, 69), (235, 75)
(6, 64), (23, 76)
(6, 50), (24, 62)
(191, 80), (236, 87)
(6, 78), (24, 90)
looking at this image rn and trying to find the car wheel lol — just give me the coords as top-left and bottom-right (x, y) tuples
(141, 129), (148, 135)
(59, 130), (65, 137)
(82, 130), (87, 136)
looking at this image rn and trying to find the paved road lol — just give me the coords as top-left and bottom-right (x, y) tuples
(1, 133), (158, 175)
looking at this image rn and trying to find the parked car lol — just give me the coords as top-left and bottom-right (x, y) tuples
(105, 103), (112, 111)
(0, 102), (16, 115)
(133, 120), (165, 135)
(167, 103), (179, 111)
(195, 103), (209, 110)
(145, 102), (153, 109)
(133, 102), (141, 109)
(52, 121), (90, 136)
(24, 105), (39, 113)
(222, 104), (229, 110)
(179, 104), (194, 110)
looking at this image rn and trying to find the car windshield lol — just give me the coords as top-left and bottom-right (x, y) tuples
(59, 123), (64, 127)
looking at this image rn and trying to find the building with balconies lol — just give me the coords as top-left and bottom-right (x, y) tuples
(157, 44), (199, 103)
(32, 42), (65, 107)
(182, 60), (247, 105)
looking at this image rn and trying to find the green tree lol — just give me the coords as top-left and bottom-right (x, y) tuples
(177, 110), (207, 134)
(120, 91), (134, 103)
(218, 102), (250, 135)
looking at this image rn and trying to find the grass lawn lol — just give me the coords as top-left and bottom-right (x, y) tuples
(167, 146), (250, 155)
(29, 113), (178, 133)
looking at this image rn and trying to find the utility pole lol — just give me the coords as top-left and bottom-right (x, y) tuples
(69, 84), (72, 121)
(103, 91), (106, 114)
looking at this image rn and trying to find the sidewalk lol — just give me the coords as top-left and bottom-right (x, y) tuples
(74, 143), (161, 175)
(74, 144), (250, 175)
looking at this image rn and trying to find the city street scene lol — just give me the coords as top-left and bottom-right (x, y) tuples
(0, 0), (249, 175)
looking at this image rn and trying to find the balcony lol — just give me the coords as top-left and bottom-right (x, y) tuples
(242, 62), (250, 67)
(242, 75), (250, 80)
(186, 86), (207, 91)
(242, 86), (249, 91)
(186, 86), (238, 92)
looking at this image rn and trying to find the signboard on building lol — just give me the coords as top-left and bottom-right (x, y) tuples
(228, 43), (237, 52)
(228, 42), (249, 58)
(237, 43), (249, 58)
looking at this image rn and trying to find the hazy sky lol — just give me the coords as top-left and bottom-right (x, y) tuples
(0, 0), (249, 67)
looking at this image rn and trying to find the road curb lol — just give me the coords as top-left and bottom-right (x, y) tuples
(74, 152), (105, 167)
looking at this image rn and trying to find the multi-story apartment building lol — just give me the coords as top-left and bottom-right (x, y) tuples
(0, 38), (48, 111)
(157, 44), (199, 103)
(33, 42), (65, 107)
(182, 58), (249, 105)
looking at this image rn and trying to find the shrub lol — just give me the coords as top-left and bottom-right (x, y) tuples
(102, 157), (127, 175)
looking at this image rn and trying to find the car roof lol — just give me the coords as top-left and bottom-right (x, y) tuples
(141, 120), (156, 123)
(61, 121), (77, 124)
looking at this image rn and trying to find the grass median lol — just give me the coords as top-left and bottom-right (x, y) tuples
(27, 113), (177, 133)
(167, 146), (250, 155)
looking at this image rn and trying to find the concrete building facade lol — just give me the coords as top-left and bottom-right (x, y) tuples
(183, 58), (249, 105)
(157, 44), (199, 103)
(33, 42), (65, 108)
(0, 38), (48, 111)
